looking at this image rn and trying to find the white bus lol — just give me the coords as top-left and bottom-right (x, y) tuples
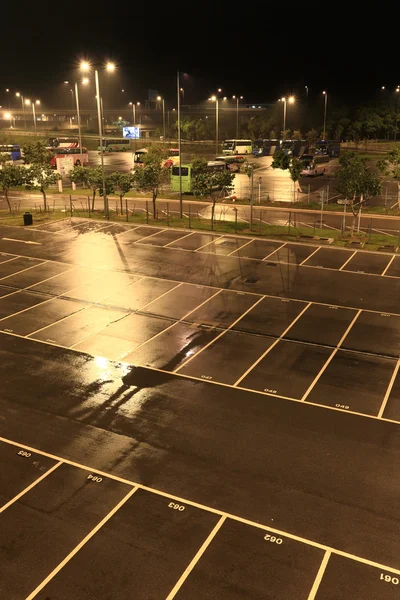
(222, 139), (252, 155)
(300, 154), (330, 177)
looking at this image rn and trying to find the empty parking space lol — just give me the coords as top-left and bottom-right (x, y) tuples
(65, 272), (142, 304)
(342, 312), (400, 358)
(35, 488), (219, 600)
(29, 267), (102, 296)
(0, 441), (57, 507)
(198, 236), (251, 255)
(303, 247), (352, 269)
(0, 462), (129, 599)
(142, 283), (216, 320)
(343, 252), (392, 274)
(116, 226), (163, 243)
(34, 220), (74, 232)
(266, 243), (317, 265)
(0, 297), (86, 336)
(186, 290), (260, 327)
(123, 322), (220, 371)
(284, 304), (357, 347)
(168, 232), (220, 251)
(0, 252), (17, 263)
(0, 256), (43, 279)
(233, 296), (307, 337)
(29, 305), (127, 347)
(381, 368), (400, 421)
(0, 261), (71, 289)
(178, 330), (273, 384)
(75, 313), (174, 360)
(306, 350), (396, 415)
(384, 255), (400, 277)
(136, 229), (190, 246)
(314, 554), (400, 599)
(0, 290), (50, 319)
(102, 277), (177, 311)
(231, 239), (284, 260)
(239, 340), (332, 398)
(174, 518), (324, 600)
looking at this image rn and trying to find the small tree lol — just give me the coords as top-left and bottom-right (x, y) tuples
(292, 129), (302, 141)
(133, 146), (169, 217)
(289, 158), (303, 200)
(191, 158), (235, 224)
(108, 172), (135, 214)
(23, 141), (53, 165)
(0, 164), (26, 212)
(306, 129), (318, 148)
(377, 147), (400, 179)
(335, 152), (382, 231)
(25, 164), (61, 210)
(70, 166), (103, 210)
(271, 150), (290, 170)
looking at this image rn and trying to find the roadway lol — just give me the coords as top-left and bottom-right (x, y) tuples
(0, 219), (399, 598)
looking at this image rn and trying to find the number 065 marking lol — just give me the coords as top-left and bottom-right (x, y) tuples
(264, 534), (283, 544)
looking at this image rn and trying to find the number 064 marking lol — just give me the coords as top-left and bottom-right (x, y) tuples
(264, 534), (283, 544)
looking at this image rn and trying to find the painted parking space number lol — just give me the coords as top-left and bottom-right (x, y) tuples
(264, 533), (283, 544)
(335, 403), (350, 410)
(168, 502), (185, 511)
(264, 388), (277, 394)
(17, 450), (32, 458)
(380, 573), (399, 585)
(87, 474), (103, 483)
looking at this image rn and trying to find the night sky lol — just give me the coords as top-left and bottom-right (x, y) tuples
(2, 4), (396, 110)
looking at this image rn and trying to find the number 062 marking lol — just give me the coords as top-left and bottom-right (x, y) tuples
(264, 534), (283, 544)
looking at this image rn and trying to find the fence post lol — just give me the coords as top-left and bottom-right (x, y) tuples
(259, 211), (262, 235)
(87, 196), (90, 218)
(189, 203), (191, 229)
(234, 208), (237, 233)
(288, 211), (291, 234)
(125, 199), (128, 222)
(308, 184), (310, 204)
(167, 203), (169, 226)
(368, 218), (372, 243)
(313, 214), (316, 236)
(69, 195), (73, 217)
(146, 201), (149, 224)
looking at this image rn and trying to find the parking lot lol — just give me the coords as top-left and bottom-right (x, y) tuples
(0, 218), (400, 598)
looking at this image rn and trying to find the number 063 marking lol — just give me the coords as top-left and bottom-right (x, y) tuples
(264, 534), (283, 544)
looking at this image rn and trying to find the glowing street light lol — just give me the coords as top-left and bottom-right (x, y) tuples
(16, 92), (27, 130)
(157, 95), (166, 138)
(25, 99), (40, 134)
(209, 94), (220, 154)
(4, 112), (12, 128)
(232, 95), (243, 138)
(322, 91), (328, 140)
(280, 96), (295, 137)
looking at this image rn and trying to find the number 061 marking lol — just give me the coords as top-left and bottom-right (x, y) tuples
(264, 534), (283, 544)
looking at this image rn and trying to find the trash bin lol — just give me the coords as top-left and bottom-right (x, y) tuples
(23, 212), (33, 226)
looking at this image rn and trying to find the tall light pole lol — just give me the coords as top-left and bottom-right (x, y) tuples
(322, 91), (328, 140)
(129, 101), (138, 126)
(232, 95), (243, 138)
(280, 96), (294, 138)
(177, 71), (182, 218)
(157, 95), (166, 138)
(26, 99), (40, 134)
(395, 88), (400, 141)
(180, 87), (184, 103)
(4, 112), (12, 128)
(210, 95), (219, 155)
(16, 92), (26, 130)
(81, 60), (115, 217)
(75, 78), (88, 164)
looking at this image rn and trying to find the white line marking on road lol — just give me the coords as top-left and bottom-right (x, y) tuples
(0, 256), (19, 267)
(165, 516), (226, 599)
(0, 434), (399, 576)
(194, 236), (222, 252)
(139, 282), (184, 311)
(132, 228), (171, 244)
(163, 231), (195, 247)
(233, 302), (312, 387)
(262, 242), (287, 260)
(300, 247), (320, 265)
(301, 310), (362, 401)
(377, 358), (400, 418)
(175, 294), (265, 372)
(2, 237), (41, 245)
(25, 486), (139, 600)
(382, 254), (396, 276)
(0, 461), (62, 514)
(0, 259), (48, 282)
(338, 251), (357, 271)
(226, 238), (255, 256)
(306, 550), (331, 600)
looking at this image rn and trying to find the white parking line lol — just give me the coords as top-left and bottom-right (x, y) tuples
(0, 260), (47, 282)
(0, 434), (398, 578)
(0, 256), (20, 267)
(25, 486), (139, 600)
(377, 359), (400, 418)
(163, 232), (195, 247)
(194, 236), (221, 252)
(301, 310), (362, 401)
(382, 254), (396, 276)
(226, 238), (255, 257)
(233, 302), (312, 387)
(338, 251), (357, 271)
(262, 242), (287, 260)
(300, 247), (320, 266)
(175, 295), (265, 373)
(165, 516), (226, 599)
(306, 550), (331, 600)
(0, 461), (62, 514)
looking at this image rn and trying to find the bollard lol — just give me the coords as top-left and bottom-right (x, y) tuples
(167, 203), (169, 226)
(189, 204), (191, 229)
(288, 211), (291, 234)
(234, 208), (237, 233)
(69, 195), (73, 218)
(125, 199), (128, 222)
(146, 201), (149, 224)
(259, 211), (262, 234)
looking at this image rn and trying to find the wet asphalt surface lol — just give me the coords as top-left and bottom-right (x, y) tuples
(0, 219), (400, 599)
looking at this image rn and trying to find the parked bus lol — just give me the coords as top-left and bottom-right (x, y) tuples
(214, 155), (245, 172)
(170, 161), (226, 193)
(47, 137), (79, 148)
(300, 154), (329, 176)
(0, 144), (22, 161)
(252, 139), (280, 157)
(315, 140), (341, 157)
(222, 139), (252, 155)
(132, 147), (180, 170)
(281, 139), (308, 157)
(48, 147), (89, 168)
(98, 138), (130, 152)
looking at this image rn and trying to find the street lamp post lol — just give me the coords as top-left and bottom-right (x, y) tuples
(157, 96), (166, 139)
(322, 91), (328, 140)
(81, 61), (115, 217)
(210, 95), (219, 155)
(129, 102), (137, 126)
(26, 99), (40, 134)
(4, 112), (12, 128)
(280, 96), (295, 138)
(177, 71), (182, 218)
(16, 93), (26, 130)
(232, 95), (243, 139)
